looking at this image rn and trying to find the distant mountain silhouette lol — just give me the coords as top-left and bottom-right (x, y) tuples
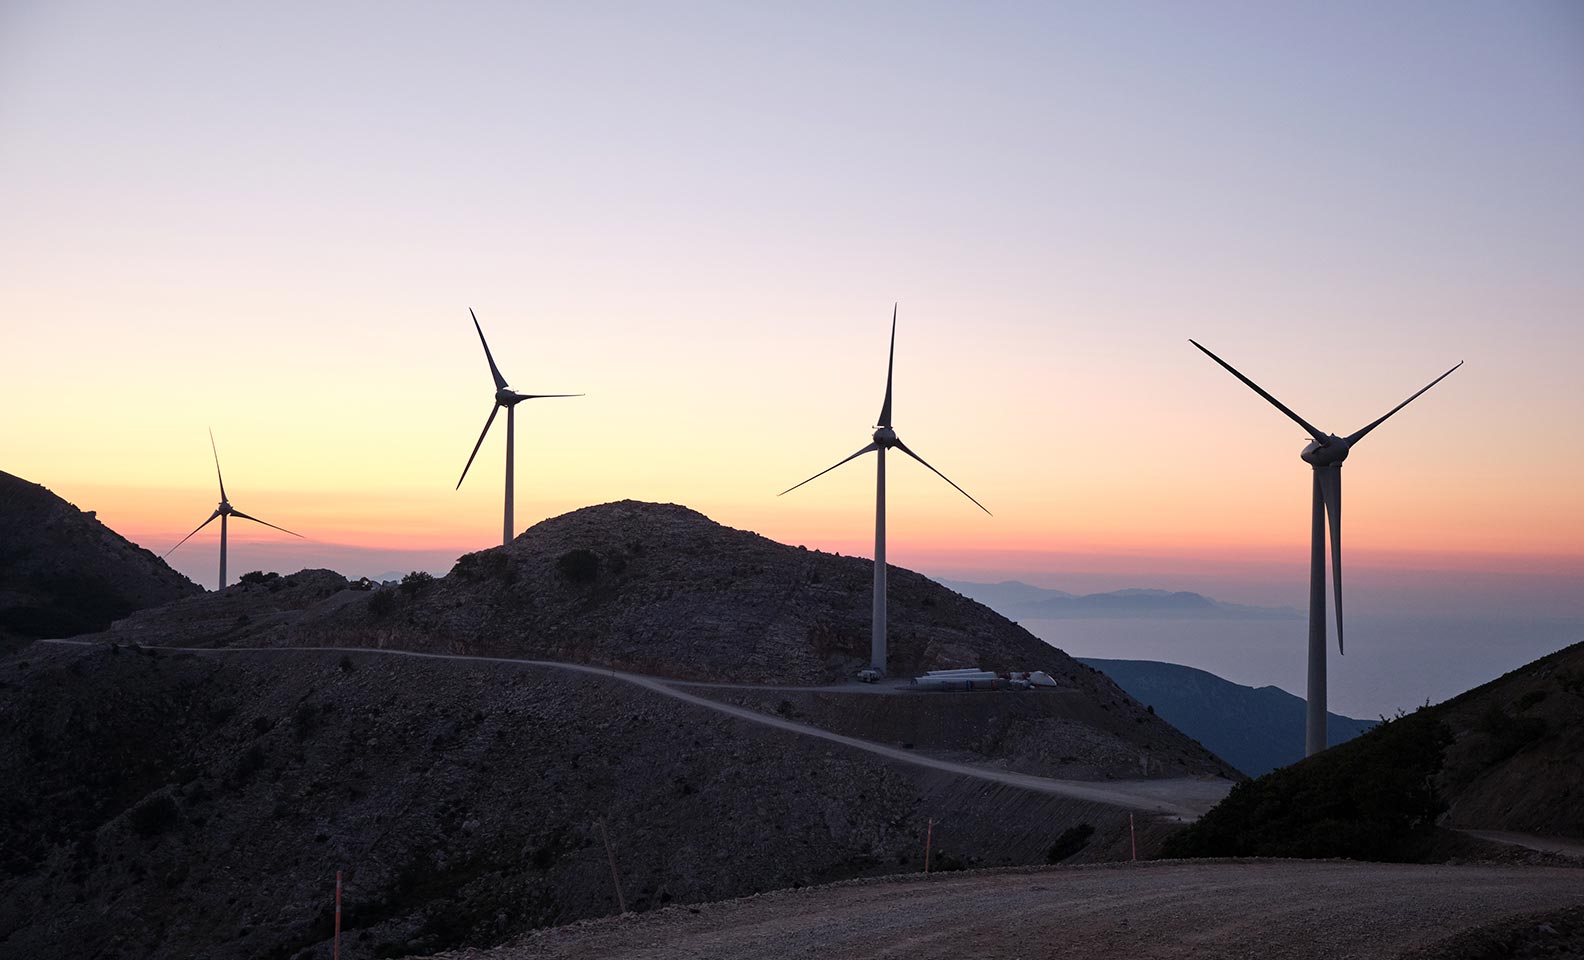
(0, 469), (199, 644)
(941, 579), (1301, 620)
(1078, 657), (1375, 776)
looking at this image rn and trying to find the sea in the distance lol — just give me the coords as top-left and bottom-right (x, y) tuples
(1023, 615), (1584, 720)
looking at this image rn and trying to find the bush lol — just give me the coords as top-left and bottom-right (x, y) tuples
(238, 571), (279, 586)
(399, 571), (434, 596)
(1161, 708), (1453, 862)
(452, 551), (516, 584)
(1046, 823), (1095, 863)
(556, 549), (601, 584)
(368, 590), (396, 616)
(129, 794), (181, 837)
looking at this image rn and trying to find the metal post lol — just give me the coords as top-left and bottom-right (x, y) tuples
(924, 818), (933, 874)
(598, 819), (626, 914)
(1129, 815), (1137, 862)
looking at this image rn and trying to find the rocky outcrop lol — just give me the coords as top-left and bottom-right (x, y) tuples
(0, 469), (200, 643)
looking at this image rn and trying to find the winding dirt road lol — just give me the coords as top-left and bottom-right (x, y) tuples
(40, 638), (1228, 818)
(434, 861), (1584, 960)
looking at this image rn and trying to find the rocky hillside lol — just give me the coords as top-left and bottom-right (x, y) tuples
(85, 502), (1235, 781)
(1163, 638), (1584, 861)
(1434, 639), (1584, 839)
(0, 640), (1156, 960)
(0, 469), (200, 644)
(105, 501), (1142, 687)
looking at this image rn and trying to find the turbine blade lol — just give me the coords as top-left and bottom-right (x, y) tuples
(209, 428), (227, 502)
(229, 509), (304, 539)
(1317, 465), (1343, 655)
(456, 403), (502, 490)
(164, 510), (220, 557)
(778, 442), (879, 497)
(877, 304), (896, 428)
(1189, 340), (1328, 444)
(514, 393), (585, 400)
(1345, 360), (1463, 446)
(893, 439), (992, 515)
(470, 308), (509, 391)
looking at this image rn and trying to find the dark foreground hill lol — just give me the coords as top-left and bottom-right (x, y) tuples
(0, 469), (199, 644)
(1079, 658), (1375, 776)
(3, 640), (1177, 960)
(1164, 639), (1584, 861)
(0, 501), (1239, 958)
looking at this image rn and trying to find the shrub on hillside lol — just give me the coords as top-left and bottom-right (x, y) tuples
(399, 571), (434, 596)
(368, 590), (396, 617)
(1046, 823), (1095, 863)
(1161, 708), (1453, 862)
(556, 549), (601, 584)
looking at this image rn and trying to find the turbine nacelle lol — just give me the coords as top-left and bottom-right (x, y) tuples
(872, 425), (898, 447)
(1300, 435), (1351, 467)
(496, 387), (525, 406)
(216, 500), (234, 515)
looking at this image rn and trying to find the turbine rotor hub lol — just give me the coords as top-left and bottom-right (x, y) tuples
(873, 426), (898, 446)
(495, 387), (520, 405)
(1300, 435), (1351, 466)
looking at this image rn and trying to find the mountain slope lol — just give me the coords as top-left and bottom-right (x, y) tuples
(1079, 658), (1375, 776)
(0, 469), (199, 644)
(84, 504), (1238, 784)
(1163, 639), (1584, 860)
(1, 636), (1172, 960)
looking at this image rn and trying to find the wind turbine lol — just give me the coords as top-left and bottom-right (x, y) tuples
(780, 306), (990, 676)
(165, 430), (303, 590)
(1190, 340), (1460, 756)
(455, 309), (582, 546)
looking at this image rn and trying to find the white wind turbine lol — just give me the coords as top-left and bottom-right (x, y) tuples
(456, 309), (583, 546)
(1190, 340), (1461, 756)
(165, 430), (303, 590)
(781, 306), (990, 676)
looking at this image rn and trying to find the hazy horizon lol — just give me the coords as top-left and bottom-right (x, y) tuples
(4, 3), (1580, 681)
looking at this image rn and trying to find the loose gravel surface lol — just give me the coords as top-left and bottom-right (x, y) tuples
(431, 861), (1584, 960)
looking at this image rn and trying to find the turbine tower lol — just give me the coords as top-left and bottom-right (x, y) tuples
(1190, 340), (1460, 756)
(165, 430), (303, 590)
(456, 308), (583, 546)
(781, 306), (990, 676)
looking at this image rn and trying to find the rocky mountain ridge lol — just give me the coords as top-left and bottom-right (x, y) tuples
(0, 469), (200, 645)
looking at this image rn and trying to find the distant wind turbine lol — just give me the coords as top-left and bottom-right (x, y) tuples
(165, 430), (303, 590)
(456, 309), (583, 546)
(1190, 340), (1461, 756)
(781, 306), (990, 676)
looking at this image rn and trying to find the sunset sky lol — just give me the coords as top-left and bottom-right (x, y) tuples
(3, 2), (1581, 629)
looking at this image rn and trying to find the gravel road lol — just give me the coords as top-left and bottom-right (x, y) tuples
(41, 639), (1230, 818)
(433, 861), (1584, 960)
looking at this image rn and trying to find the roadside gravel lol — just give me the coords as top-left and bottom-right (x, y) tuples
(427, 861), (1584, 960)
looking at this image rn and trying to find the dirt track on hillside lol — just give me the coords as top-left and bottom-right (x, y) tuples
(42, 640), (1231, 818)
(429, 861), (1584, 960)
